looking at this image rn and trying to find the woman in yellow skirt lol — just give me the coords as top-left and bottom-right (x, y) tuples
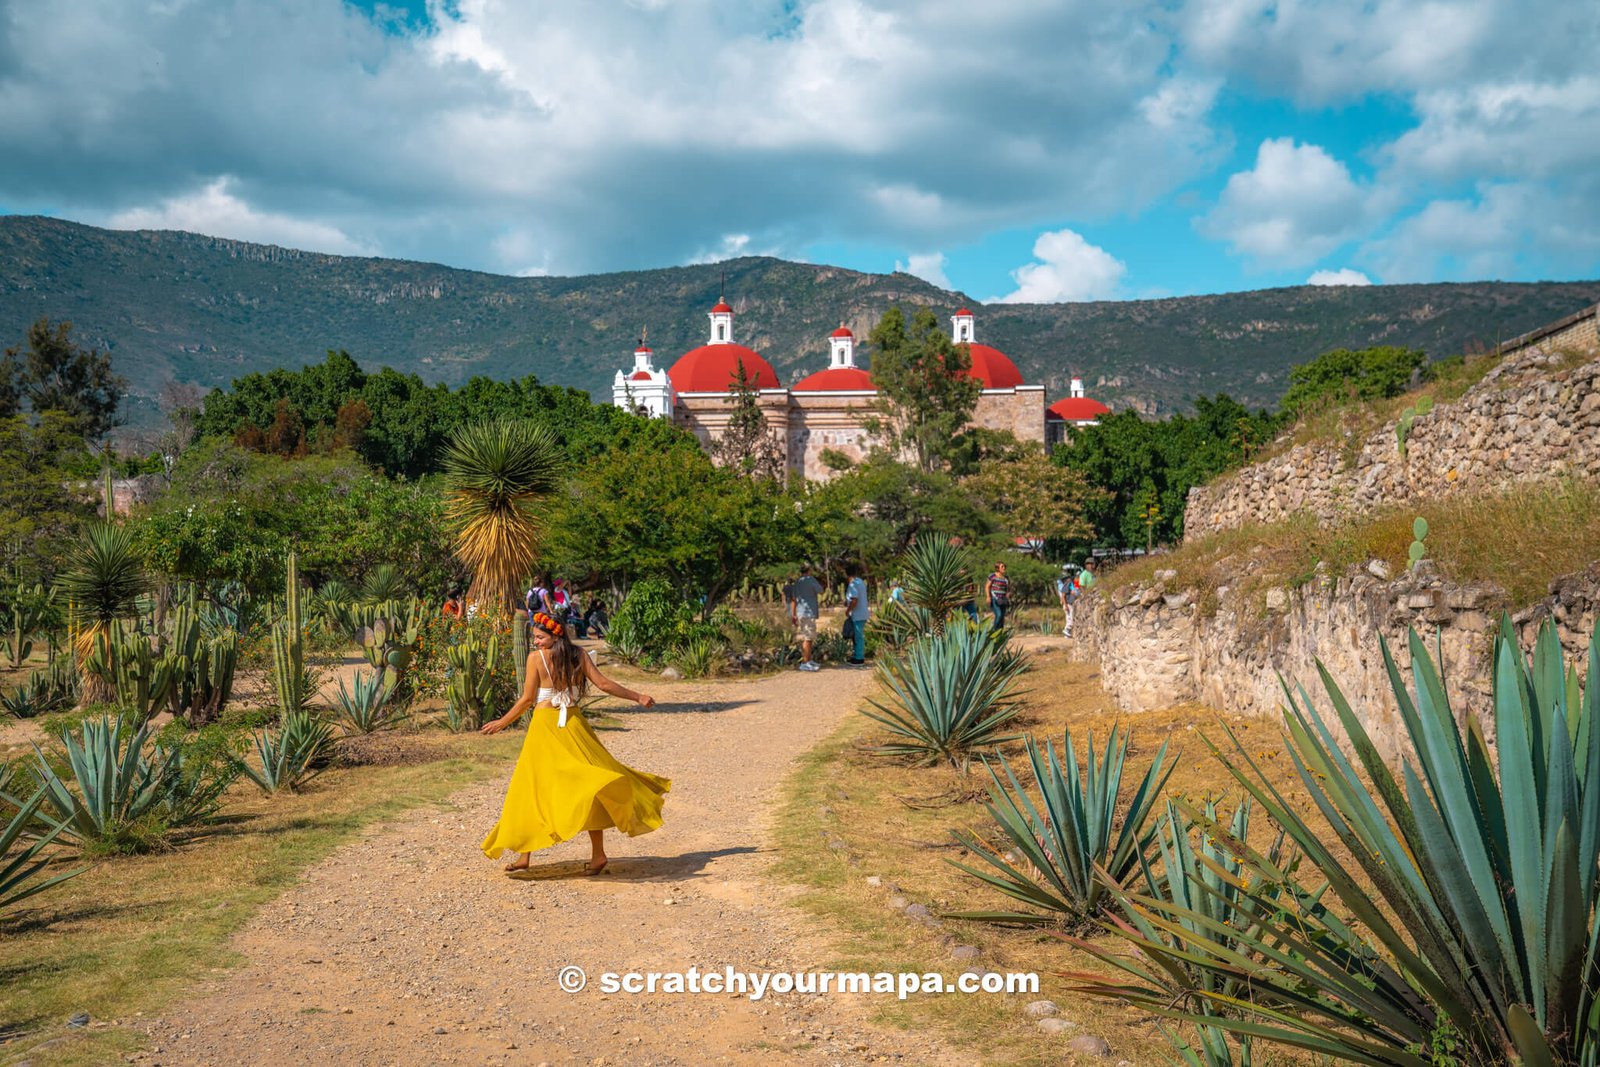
(479, 610), (670, 875)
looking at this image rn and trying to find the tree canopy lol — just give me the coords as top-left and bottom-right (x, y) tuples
(1, 318), (125, 439)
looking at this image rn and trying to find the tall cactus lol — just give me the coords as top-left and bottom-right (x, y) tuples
(512, 610), (527, 692)
(6, 583), (55, 669)
(271, 552), (310, 715)
(164, 599), (238, 726)
(84, 624), (175, 721)
(445, 631), (500, 731)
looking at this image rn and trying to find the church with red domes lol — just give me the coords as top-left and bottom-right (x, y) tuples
(613, 300), (1103, 480)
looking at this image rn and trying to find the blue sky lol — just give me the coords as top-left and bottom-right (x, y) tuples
(2, 0), (1597, 302)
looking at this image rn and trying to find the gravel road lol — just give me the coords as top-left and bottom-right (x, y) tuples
(139, 667), (974, 1066)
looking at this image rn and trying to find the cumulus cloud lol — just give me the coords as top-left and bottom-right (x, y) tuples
(1306, 268), (1373, 286)
(996, 229), (1127, 303)
(105, 177), (372, 255)
(0, 0), (1224, 278)
(1199, 139), (1380, 267)
(895, 252), (952, 290)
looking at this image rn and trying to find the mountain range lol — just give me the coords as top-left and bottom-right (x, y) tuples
(4, 215), (1598, 431)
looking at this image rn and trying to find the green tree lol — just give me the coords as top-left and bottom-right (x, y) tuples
(962, 443), (1103, 543)
(544, 442), (801, 610)
(1280, 344), (1428, 417)
(0, 412), (95, 580)
(864, 307), (981, 472)
(708, 362), (786, 481)
(1, 318), (126, 439)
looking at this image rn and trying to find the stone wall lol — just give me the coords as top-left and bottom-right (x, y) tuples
(972, 386), (1046, 444)
(1072, 561), (1600, 759)
(1185, 305), (1600, 539)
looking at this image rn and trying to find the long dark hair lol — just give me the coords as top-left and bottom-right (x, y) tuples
(532, 613), (588, 698)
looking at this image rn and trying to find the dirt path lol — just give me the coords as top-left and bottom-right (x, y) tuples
(140, 668), (976, 1066)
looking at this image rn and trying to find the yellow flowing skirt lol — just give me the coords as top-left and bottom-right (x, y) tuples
(480, 702), (671, 857)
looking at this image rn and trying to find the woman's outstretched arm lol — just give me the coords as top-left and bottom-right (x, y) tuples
(581, 653), (655, 707)
(480, 651), (544, 734)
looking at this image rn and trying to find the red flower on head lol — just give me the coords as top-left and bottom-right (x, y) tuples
(532, 611), (564, 637)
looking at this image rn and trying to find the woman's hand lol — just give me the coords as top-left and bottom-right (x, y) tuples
(480, 716), (511, 735)
(636, 692), (656, 708)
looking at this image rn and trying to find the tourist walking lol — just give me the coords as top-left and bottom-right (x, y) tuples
(1057, 564), (1077, 637)
(842, 562), (869, 665)
(480, 611), (669, 876)
(790, 563), (824, 671)
(985, 561), (1011, 629)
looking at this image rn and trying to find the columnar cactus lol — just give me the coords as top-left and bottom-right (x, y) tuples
(272, 552), (310, 715)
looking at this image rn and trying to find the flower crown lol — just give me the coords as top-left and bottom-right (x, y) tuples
(531, 611), (565, 636)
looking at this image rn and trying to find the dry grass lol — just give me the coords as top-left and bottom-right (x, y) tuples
(0, 732), (516, 1063)
(1109, 478), (1600, 615)
(1254, 352), (1502, 468)
(772, 648), (1323, 1066)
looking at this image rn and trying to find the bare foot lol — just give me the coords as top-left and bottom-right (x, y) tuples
(504, 854), (530, 872)
(583, 858), (608, 876)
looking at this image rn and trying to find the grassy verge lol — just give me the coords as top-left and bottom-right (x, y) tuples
(1111, 478), (1600, 614)
(0, 731), (518, 1065)
(770, 650), (1319, 1066)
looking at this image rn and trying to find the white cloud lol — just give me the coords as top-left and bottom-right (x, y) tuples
(104, 177), (372, 255)
(895, 252), (952, 290)
(1199, 138), (1379, 267)
(996, 229), (1127, 303)
(1306, 268), (1373, 286)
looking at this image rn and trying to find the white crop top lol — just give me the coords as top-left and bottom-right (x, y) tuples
(536, 651), (581, 727)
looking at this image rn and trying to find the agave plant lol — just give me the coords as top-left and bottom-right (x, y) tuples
(237, 712), (337, 794)
(22, 715), (234, 852)
(673, 635), (724, 678)
(948, 725), (1173, 926)
(1, 787), (85, 916)
(861, 622), (1028, 766)
(442, 419), (563, 611)
(1, 661), (77, 719)
(1068, 799), (1294, 1066)
(56, 521), (146, 703)
(358, 564), (411, 605)
(1073, 618), (1600, 1067)
(329, 669), (404, 734)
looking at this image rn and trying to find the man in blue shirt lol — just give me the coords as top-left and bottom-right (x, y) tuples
(843, 562), (869, 665)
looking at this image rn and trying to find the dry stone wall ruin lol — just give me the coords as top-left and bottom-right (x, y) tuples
(1184, 305), (1600, 539)
(1075, 305), (1600, 752)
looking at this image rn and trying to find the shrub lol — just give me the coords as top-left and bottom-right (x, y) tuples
(606, 578), (722, 667)
(1073, 618), (1600, 1066)
(861, 622), (1027, 766)
(948, 726), (1172, 926)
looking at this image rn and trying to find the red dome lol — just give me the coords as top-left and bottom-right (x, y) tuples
(793, 367), (875, 392)
(711, 301), (734, 314)
(629, 370), (654, 381)
(959, 343), (1024, 389)
(1047, 396), (1111, 421)
(830, 326), (854, 338)
(668, 344), (780, 393)
(955, 307), (974, 317)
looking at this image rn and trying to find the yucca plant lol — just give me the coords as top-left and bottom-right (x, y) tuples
(329, 669), (404, 734)
(899, 538), (978, 634)
(359, 564), (410, 605)
(1072, 618), (1600, 1067)
(673, 635), (723, 678)
(861, 622), (1028, 766)
(948, 725), (1173, 926)
(57, 521), (146, 703)
(1, 787), (85, 916)
(441, 419), (563, 611)
(1068, 799), (1294, 1066)
(237, 712), (337, 794)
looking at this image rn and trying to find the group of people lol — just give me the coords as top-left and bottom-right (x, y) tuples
(781, 562), (869, 670)
(524, 577), (610, 639)
(1055, 558), (1097, 637)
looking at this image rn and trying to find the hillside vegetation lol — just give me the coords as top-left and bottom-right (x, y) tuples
(4, 214), (1600, 428)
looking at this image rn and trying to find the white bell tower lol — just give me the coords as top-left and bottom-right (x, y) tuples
(828, 326), (856, 369)
(611, 334), (674, 419)
(708, 300), (734, 345)
(951, 307), (975, 344)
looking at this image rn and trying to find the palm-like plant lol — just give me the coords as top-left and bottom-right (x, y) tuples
(899, 538), (977, 633)
(56, 522), (146, 703)
(1074, 619), (1600, 1067)
(441, 419), (563, 611)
